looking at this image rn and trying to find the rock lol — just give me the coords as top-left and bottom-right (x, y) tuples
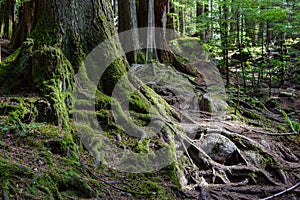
(200, 133), (237, 163)
(132, 62), (201, 112)
(199, 93), (228, 114)
(244, 151), (264, 168)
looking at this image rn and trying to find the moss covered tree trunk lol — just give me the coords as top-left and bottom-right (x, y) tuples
(0, 0), (128, 128)
(0, 0), (186, 196)
(1, 0), (178, 148)
(27, 0), (115, 66)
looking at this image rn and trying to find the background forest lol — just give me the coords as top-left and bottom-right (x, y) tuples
(0, 0), (300, 199)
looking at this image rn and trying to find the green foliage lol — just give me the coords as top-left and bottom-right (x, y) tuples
(0, 121), (45, 136)
(279, 110), (299, 133)
(175, 0), (299, 89)
(0, 98), (40, 136)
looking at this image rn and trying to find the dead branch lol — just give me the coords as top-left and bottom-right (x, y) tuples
(260, 182), (300, 200)
(248, 130), (299, 136)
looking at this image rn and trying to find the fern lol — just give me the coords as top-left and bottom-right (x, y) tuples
(279, 110), (298, 133)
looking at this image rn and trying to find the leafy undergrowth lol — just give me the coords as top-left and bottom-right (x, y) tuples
(0, 96), (185, 200)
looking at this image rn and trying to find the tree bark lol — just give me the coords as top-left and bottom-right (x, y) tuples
(10, 0), (36, 49)
(154, 0), (169, 62)
(179, 0), (185, 35)
(137, 0), (148, 28)
(118, 0), (140, 64)
(0, 0), (14, 39)
(1, 0), (125, 126)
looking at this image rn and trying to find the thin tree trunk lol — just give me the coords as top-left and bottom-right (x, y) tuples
(220, 1), (229, 85)
(237, 13), (246, 89)
(0, 0), (12, 39)
(179, 0), (185, 35)
(196, 1), (209, 41)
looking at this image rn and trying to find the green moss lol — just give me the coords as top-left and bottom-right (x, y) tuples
(95, 90), (112, 110)
(129, 92), (151, 113)
(129, 111), (151, 126)
(29, 23), (61, 49)
(0, 47), (21, 69)
(136, 138), (150, 153)
(276, 125), (287, 132)
(99, 58), (127, 95)
(242, 110), (261, 120)
(163, 163), (181, 189)
(0, 40), (33, 91)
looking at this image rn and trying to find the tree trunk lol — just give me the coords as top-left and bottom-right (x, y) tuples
(196, 1), (209, 41)
(17, 0), (118, 70)
(10, 0), (36, 49)
(219, 1), (229, 85)
(245, 17), (256, 45)
(118, 0), (140, 64)
(179, 0), (185, 35)
(154, 0), (169, 61)
(166, 1), (179, 35)
(0, 0), (14, 39)
(137, 0), (148, 28)
(1, 0), (124, 127)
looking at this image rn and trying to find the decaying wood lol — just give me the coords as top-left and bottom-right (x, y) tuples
(260, 182), (300, 200)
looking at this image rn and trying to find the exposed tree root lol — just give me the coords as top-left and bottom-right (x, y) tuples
(75, 62), (299, 199)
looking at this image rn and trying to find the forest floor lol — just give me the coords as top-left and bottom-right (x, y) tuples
(0, 88), (299, 200)
(0, 40), (300, 199)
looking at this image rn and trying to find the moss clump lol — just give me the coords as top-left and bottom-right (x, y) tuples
(129, 92), (151, 114)
(29, 23), (61, 49)
(34, 46), (74, 130)
(129, 111), (151, 126)
(95, 90), (112, 110)
(162, 163), (182, 189)
(0, 39), (33, 91)
(242, 110), (261, 120)
(99, 58), (127, 95)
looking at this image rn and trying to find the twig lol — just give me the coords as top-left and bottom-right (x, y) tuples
(260, 182), (300, 200)
(248, 130), (299, 136)
(180, 138), (195, 167)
